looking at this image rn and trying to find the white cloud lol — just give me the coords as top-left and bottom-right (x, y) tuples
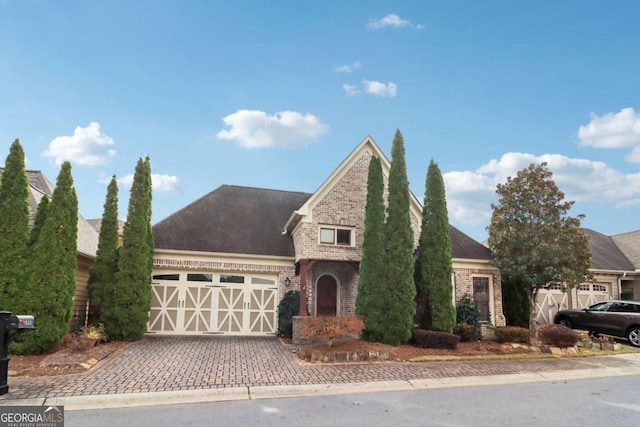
(362, 79), (397, 97)
(151, 174), (181, 192)
(444, 152), (640, 227)
(334, 61), (361, 73)
(342, 84), (359, 96)
(216, 110), (329, 149)
(578, 107), (640, 162)
(368, 14), (423, 30)
(43, 122), (116, 166)
(110, 173), (180, 192)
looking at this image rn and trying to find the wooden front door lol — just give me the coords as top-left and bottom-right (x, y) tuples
(316, 275), (337, 316)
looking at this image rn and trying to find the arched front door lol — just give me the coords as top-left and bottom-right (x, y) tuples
(316, 275), (337, 316)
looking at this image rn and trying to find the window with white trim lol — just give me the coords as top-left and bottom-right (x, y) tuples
(319, 226), (354, 246)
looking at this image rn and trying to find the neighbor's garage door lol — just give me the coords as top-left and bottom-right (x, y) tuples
(536, 282), (611, 325)
(576, 283), (610, 308)
(147, 272), (278, 336)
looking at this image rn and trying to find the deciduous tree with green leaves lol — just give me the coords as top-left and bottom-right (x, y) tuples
(416, 160), (455, 332)
(12, 162), (78, 354)
(102, 158), (153, 340)
(355, 155), (386, 336)
(487, 162), (592, 336)
(88, 175), (120, 324)
(0, 140), (30, 312)
(377, 129), (416, 346)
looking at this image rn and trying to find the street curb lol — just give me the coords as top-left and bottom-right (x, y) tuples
(250, 380), (411, 399)
(2, 365), (640, 411)
(42, 387), (249, 410)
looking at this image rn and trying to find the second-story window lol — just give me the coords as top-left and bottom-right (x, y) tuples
(319, 226), (353, 246)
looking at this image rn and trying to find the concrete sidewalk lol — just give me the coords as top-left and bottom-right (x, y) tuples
(1, 336), (639, 410)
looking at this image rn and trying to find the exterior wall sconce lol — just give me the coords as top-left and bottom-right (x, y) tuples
(284, 277), (291, 288)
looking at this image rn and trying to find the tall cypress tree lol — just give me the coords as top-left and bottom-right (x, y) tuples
(417, 160), (455, 332)
(0, 140), (30, 312)
(89, 175), (120, 324)
(379, 129), (416, 345)
(12, 162), (78, 354)
(103, 157), (153, 340)
(355, 155), (385, 335)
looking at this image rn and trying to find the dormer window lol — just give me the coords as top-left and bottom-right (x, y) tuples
(319, 226), (353, 246)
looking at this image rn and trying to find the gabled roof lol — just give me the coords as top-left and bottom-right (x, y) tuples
(611, 230), (640, 270)
(450, 225), (492, 260)
(0, 168), (99, 258)
(584, 229), (635, 271)
(153, 185), (312, 257)
(283, 135), (423, 233)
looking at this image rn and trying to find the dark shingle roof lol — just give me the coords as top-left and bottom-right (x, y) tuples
(450, 225), (492, 260)
(584, 228), (635, 271)
(611, 230), (640, 270)
(153, 185), (312, 257)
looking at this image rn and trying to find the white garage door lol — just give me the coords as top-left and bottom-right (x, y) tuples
(576, 283), (610, 308)
(147, 272), (279, 336)
(536, 282), (611, 325)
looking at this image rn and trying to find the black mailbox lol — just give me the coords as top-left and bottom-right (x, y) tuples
(0, 311), (35, 395)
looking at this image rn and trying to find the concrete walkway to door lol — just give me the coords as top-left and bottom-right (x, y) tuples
(2, 336), (640, 408)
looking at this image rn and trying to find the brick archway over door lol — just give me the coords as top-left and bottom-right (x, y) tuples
(316, 275), (337, 316)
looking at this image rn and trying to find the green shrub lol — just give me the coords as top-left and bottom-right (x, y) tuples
(452, 323), (479, 342)
(456, 295), (481, 330)
(277, 290), (300, 338)
(411, 329), (460, 350)
(494, 326), (530, 344)
(539, 324), (578, 348)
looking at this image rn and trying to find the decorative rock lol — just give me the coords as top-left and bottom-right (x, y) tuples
(600, 342), (614, 351)
(564, 347), (578, 355)
(548, 346), (564, 356)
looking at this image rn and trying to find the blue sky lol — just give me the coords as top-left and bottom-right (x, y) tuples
(1, 1), (639, 243)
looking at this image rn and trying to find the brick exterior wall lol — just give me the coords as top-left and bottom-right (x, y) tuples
(292, 151), (421, 263)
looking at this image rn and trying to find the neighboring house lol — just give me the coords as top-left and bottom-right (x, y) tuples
(0, 168), (99, 328)
(536, 228), (640, 325)
(150, 136), (505, 336)
(87, 218), (126, 246)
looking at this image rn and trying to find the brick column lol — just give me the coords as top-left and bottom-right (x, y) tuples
(298, 260), (309, 316)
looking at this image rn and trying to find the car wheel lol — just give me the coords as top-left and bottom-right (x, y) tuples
(628, 327), (640, 347)
(557, 317), (572, 328)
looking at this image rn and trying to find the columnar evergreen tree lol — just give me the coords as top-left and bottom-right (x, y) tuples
(88, 175), (120, 323)
(0, 140), (30, 311)
(102, 157), (153, 340)
(378, 129), (416, 345)
(416, 160), (455, 331)
(12, 162), (78, 354)
(355, 156), (385, 335)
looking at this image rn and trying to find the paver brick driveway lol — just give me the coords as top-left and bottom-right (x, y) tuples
(3, 336), (640, 400)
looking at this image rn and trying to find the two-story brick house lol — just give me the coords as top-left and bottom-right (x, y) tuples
(150, 136), (505, 336)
